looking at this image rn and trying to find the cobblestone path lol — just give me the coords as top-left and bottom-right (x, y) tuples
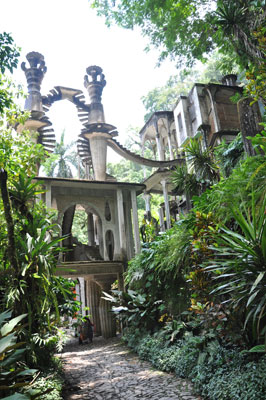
(61, 336), (202, 400)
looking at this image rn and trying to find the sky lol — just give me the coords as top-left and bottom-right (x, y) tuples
(1, 0), (178, 162)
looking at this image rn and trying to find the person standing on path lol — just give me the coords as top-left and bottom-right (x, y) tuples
(79, 316), (94, 345)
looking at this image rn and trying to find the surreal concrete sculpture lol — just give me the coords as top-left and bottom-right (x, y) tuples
(20, 51), (259, 338)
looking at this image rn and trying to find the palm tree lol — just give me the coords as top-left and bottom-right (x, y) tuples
(43, 131), (77, 178)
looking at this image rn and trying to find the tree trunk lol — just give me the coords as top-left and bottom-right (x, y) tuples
(0, 169), (18, 271)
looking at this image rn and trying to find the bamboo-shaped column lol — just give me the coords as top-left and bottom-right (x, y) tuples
(98, 281), (116, 338)
(131, 189), (141, 254)
(86, 280), (102, 336)
(117, 189), (127, 260)
(161, 179), (171, 230)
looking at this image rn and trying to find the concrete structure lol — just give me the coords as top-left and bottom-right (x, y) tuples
(21, 52), (257, 337)
(138, 74), (262, 222)
(20, 51), (185, 338)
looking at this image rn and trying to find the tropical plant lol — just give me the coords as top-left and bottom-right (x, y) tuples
(42, 131), (76, 178)
(0, 169), (72, 367)
(102, 289), (166, 333)
(172, 138), (219, 201)
(248, 124), (266, 155)
(204, 195), (266, 345)
(214, 133), (244, 177)
(0, 310), (44, 400)
(172, 165), (200, 197)
(186, 211), (219, 306)
(185, 138), (219, 185)
(192, 154), (266, 222)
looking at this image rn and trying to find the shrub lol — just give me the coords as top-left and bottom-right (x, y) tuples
(123, 331), (266, 400)
(201, 356), (266, 400)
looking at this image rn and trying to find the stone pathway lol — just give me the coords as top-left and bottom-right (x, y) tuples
(61, 336), (202, 400)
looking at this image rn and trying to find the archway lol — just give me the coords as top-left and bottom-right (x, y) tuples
(61, 203), (104, 262)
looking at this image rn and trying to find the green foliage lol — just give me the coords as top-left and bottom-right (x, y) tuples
(186, 211), (219, 306)
(27, 374), (63, 400)
(204, 196), (266, 343)
(0, 122), (63, 348)
(91, 0), (218, 66)
(0, 162), (71, 367)
(172, 165), (200, 197)
(193, 155), (266, 222)
(244, 25), (266, 105)
(126, 220), (193, 315)
(123, 329), (266, 400)
(0, 126), (46, 178)
(102, 289), (166, 333)
(214, 133), (245, 177)
(107, 159), (145, 183)
(71, 210), (88, 244)
(248, 123), (266, 155)
(0, 32), (20, 115)
(185, 138), (219, 184)
(51, 277), (80, 318)
(172, 137), (219, 198)
(0, 33), (20, 74)
(42, 131), (76, 178)
(91, 1), (265, 69)
(0, 311), (39, 399)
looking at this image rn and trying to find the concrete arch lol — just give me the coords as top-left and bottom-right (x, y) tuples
(58, 201), (103, 226)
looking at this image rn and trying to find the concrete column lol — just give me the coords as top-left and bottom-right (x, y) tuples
(155, 120), (165, 161)
(143, 192), (151, 212)
(89, 135), (107, 181)
(117, 189), (127, 260)
(95, 216), (104, 258)
(87, 212), (95, 246)
(167, 118), (174, 160)
(206, 88), (220, 132)
(118, 272), (124, 291)
(45, 182), (51, 209)
(99, 297), (116, 338)
(78, 278), (86, 316)
(158, 208), (165, 232)
(155, 134), (165, 161)
(161, 179), (171, 230)
(86, 280), (102, 336)
(141, 146), (147, 179)
(98, 282), (116, 338)
(131, 189), (141, 254)
(103, 225), (109, 261)
(125, 200), (134, 260)
(173, 129), (179, 157)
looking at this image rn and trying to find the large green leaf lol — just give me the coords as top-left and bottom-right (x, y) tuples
(2, 394), (30, 400)
(0, 332), (16, 354)
(0, 311), (12, 327)
(1, 349), (25, 367)
(1, 314), (27, 337)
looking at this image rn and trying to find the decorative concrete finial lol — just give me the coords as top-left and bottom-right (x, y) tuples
(84, 65), (106, 103)
(21, 51), (47, 114)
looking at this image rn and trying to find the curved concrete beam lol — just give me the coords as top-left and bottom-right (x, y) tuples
(107, 138), (184, 168)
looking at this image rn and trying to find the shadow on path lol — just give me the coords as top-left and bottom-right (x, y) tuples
(61, 335), (202, 400)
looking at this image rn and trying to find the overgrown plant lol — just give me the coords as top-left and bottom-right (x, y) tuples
(0, 310), (47, 400)
(0, 126), (74, 367)
(102, 290), (166, 333)
(205, 195), (266, 345)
